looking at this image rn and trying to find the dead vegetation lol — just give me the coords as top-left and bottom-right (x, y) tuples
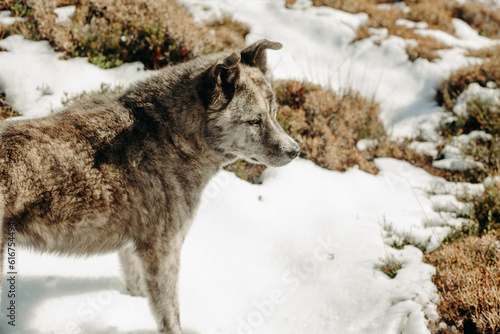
(436, 46), (500, 184)
(272, 80), (469, 180)
(1, 0), (247, 69)
(437, 45), (500, 113)
(425, 233), (500, 334)
(274, 80), (385, 174)
(426, 42), (500, 334)
(311, 0), (500, 62)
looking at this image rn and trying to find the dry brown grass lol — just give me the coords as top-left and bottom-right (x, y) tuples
(205, 15), (250, 52)
(425, 233), (500, 334)
(313, 0), (450, 62)
(451, 2), (500, 39)
(405, 0), (454, 34)
(438, 46), (500, 112)
(0, 92), (20, 120)
(2, 0), (246, 69)
(312, 0), (500, 62)
(272, 80), (457, 178)
(315, 0), (500, 39)
(430, 43), (500, 333)
(274, 80), (384, 174)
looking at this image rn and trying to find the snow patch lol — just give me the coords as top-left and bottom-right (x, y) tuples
(453, 82), (500, 118)
(356, 138), (379, 151)
(0, 10), (27, 26)
(0, 35), (149, 118)
(54, 5), (76, 26)
(408, 141), (439, 159)
(415, 19), (500, 50)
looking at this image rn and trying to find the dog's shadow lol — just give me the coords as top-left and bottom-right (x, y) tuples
(0, 276), (199, 334)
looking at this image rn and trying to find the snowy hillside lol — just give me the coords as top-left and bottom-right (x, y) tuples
(0, 0), (498, 333)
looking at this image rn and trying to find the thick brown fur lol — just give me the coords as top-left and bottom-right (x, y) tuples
(0, 40), (299, 333)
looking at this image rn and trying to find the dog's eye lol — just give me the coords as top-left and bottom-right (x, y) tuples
(247, 119), (261, 126)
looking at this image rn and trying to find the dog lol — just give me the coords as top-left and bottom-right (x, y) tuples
(0, 39), (300, 333)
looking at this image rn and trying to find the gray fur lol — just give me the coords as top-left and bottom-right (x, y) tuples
(0, 39), (299, 333)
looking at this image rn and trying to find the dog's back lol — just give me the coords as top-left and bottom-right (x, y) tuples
(0, 96), (135, 254)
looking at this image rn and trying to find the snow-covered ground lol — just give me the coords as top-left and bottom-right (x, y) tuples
(0, 1), (497, 333)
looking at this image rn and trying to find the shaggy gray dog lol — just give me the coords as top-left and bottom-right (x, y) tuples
(0, 39), (299, 333)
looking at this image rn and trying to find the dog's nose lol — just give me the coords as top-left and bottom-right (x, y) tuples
(287, 145), (301, 159)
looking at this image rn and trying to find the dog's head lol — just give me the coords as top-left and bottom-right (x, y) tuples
(202, 40), (300, 167)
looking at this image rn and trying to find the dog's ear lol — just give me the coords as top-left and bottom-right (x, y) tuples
(203, 52), (241, 110)
(241, 39), (282, 74)
(209, 52), (241, 87)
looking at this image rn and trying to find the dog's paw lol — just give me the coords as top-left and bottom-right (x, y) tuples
(121, 284), (146, 297)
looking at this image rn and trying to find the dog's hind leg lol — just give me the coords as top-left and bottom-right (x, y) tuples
(119, 243), (147, 297)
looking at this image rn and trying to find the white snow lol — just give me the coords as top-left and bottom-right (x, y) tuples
(408, 141), (439, 159)
(0, 11), (26, 26)
(484, 175), (500, 188)
(356, 138), (379, 151)
(377, 2), (411, 14)
(454, 0), (500, 7)
(54, 5), (76, 26)
(453, 82), (500, 117)
(432, 144), (483, 171)
(0, 0), (494, 333)
(432, 129), (494, 171)
(415, 19), (500, 50)
(396, 19), (428, 30)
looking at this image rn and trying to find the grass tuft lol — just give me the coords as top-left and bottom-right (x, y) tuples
(375, 253), (403, 279)
(382, 222), (429, 253)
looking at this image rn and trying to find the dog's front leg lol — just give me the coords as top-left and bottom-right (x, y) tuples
(136, 241), (183, 334)
(119, 243), (147, 297)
